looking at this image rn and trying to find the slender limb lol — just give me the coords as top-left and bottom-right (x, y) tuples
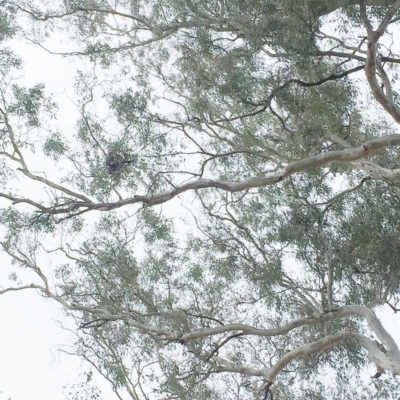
(2, 133), (398, 214)
(265, 333), (346, 382)
(363, 0), (400, 123)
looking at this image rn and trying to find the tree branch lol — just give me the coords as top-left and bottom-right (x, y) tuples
(364, 0), (400, 123)
(265, 333), (346, 382)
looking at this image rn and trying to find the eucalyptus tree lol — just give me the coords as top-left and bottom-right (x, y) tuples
(1, 0), (400, 398)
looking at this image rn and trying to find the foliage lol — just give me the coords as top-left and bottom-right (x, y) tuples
(1, 0), (400, 399)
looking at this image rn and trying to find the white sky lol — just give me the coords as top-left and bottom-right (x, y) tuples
(0, 291), (81, 400)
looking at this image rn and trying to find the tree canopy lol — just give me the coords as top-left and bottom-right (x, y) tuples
(1, 0), (400, 398)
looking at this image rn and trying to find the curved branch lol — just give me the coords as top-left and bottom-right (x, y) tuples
(266, 328), (400, 384)
(352, 333), (400, 374)
(266, 333), (346, 382)
(342, 305), (400, 356)
(17, 168), (94, 204)
(69, 134), (400, 209)
(364, 0), (400, 123)
(215, 65), (365, 123)
(2, 134), (399, 215)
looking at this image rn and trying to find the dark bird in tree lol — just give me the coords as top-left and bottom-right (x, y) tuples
(106, 149), (134, 176)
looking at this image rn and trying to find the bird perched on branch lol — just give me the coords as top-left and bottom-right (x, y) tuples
(105, 147), (149, 190)
(106, 149), (134, 176)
